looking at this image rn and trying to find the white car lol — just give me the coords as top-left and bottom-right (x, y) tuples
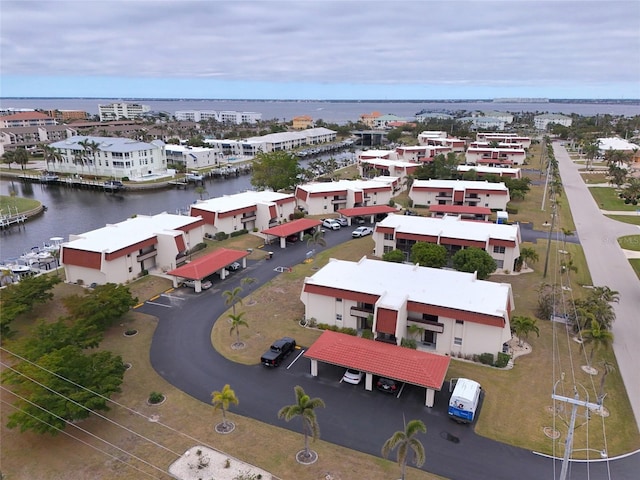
(182, 279), (213, 290)
(335, 217), (349, 227)
(342, 368), (364, 385)
(322, 219), (341, 230)
(352, 226), (373, 238)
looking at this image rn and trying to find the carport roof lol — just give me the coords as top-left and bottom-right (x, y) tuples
(261, 218), (321, 237)
(337, 205), (397, 217)
(304, 330), (450, 390)
(167, 248), (249, 280)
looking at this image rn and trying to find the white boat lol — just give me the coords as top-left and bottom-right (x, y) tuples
(186, 172), (204, 182)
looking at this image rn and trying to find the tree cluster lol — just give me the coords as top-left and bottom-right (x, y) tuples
(2, 282), (138, 435)
(250, 150), (302, 191)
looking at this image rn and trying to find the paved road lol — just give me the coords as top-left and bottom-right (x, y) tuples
(144, 219), (639, 479)
(554, 142), (640, 433)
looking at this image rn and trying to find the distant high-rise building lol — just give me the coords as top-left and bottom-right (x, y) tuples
(98, 102), (151, 122)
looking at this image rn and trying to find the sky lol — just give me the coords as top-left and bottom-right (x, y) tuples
(1, 0), (639, 100)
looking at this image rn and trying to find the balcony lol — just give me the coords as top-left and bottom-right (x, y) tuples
(350, 305), (374, 318)
(331, 197), (347, 205)
(435, 194), (452, 201)
(240, 214), (257, 223)
(136, 248), (157, 262)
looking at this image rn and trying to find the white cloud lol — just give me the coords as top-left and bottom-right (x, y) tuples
(1, 0), (638, 96)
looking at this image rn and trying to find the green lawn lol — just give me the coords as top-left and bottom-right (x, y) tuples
(618, 235), (640, 251)
(629, 258), (640, 280)
(607, 214), (640, 226)
(588, 186), (638, 211)
(0, 195), (41, 214)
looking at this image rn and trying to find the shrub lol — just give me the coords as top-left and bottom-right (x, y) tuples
(339, 327), (357, 336)
(495, 352), (510, 368)
(139, 269), (149, 277)
(230, 229), (248, 238)
(401, 338), (417, 349)
(148, 391), (164, 404)
(388, 199), (396, 207)
(121, 176), (130, 181)
(292, 210), (305, 219)
(506, 206), (518, 215)
(361, 329), (374, 340)
(252, 227), (258, 232)
(215, 232), (229, 241)
(478, 353), (494, 365)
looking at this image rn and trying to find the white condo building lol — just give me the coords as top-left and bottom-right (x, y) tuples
(174, 110), (262, 124)
(49, 136), (167, 180)
(98, 103), (151, 122)
(301, 257), (514, 358)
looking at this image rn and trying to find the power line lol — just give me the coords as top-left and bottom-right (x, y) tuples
(0, 345), (237, 467)
(0, 386), (169, 478)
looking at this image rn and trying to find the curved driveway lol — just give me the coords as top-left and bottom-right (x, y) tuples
(145, 214), (639, 479)
(554, 142), (640, 432)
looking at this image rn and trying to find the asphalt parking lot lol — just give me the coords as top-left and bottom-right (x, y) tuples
(142, 226), (640, 480)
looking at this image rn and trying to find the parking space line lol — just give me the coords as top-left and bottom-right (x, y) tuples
(145, 301), (172, 308)
(396, 383), (406, 398)
(287, 349), (306, 369)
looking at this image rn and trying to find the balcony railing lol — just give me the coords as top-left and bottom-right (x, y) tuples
(136, 249), (157, 262)
(240, 214), (257, 223)
(350, 305), (374, 318)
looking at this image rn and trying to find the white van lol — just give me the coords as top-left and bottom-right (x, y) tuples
(448, 378), (482, 423)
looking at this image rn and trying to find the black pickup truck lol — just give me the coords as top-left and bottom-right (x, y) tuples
(261, 337), (297, 367)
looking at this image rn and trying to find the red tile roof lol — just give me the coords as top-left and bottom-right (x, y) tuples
(304, 330), (450, 390)
(167, 248), (249, 280)
(428, 205), (492, 214)
(261, 218), (321, 237)
(1, 111), (52, 120)
(337, 205), (398, 217)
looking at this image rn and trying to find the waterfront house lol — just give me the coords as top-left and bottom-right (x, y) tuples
(61, 212), (205, 286)
(48, 135), (167, 180)
(300, 256), (514, 359)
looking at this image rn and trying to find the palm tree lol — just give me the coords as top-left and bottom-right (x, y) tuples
(211, 384), (239, 432)
(518, 247), (539, 270)
(194, 186), (208, 200)
(223, 286), (244, 316)
(561, 228), (574, 250)
(303, 229), (327, 260)
(278, 385), (325, 462)
(597, 360), (616, 403)
(12, 148), (29, 171)
(382, 418), (427, 480)
(582, 141), (600, 171)
(581, 319), (614, 366)
(228, 312), (248, 347)
(510, 315), (540, 347)
(41, 144), (62, 171)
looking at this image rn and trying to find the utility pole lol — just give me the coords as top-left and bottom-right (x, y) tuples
(552, 382), (602, 480)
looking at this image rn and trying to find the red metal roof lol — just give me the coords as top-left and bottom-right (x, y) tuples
(167, 248), (249, 280)
(428, 205), (492, 214)
(337, 205), (398, 217)
(304, 330), (450, 390)
(261, 218), (321, 237)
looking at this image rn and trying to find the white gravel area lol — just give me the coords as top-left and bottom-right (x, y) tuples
(168, 445), (273, 480)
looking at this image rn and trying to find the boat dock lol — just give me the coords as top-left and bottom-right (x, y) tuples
(17, 174), (127, 191)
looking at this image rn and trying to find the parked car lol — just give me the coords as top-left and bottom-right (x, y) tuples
(260, 337), (297, 367)
(182, 279), (213, 290)
(322, 219), (341, 230)
(342, 368), (364, 385)
(228, 262), (241, 271)
(335, 217), (349, 227)
(353, 216), (366, 224)
(286, 234), (299, 243)
(352, 226), (373, 238)
(376, 377), (398, 394)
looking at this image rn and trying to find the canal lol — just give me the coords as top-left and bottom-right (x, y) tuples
(0, 152), (355, 261)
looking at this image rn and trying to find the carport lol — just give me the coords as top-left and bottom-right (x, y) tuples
(167, 248), (249, 291)
(337, 205), (397, 225)
(261, 218), (322, 249)
(304, 330), (450, 407)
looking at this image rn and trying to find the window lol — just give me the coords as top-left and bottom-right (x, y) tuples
(383, 245), (393, 253)
(384, 233), (394, 240)
(128, 266), (133, 273)
(493, 245), (506, 254)
(454, 337), (463, 346)
(455, 320), (464, 325)
(336, 298), (342, 302)
(336, 314), (342, 322)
